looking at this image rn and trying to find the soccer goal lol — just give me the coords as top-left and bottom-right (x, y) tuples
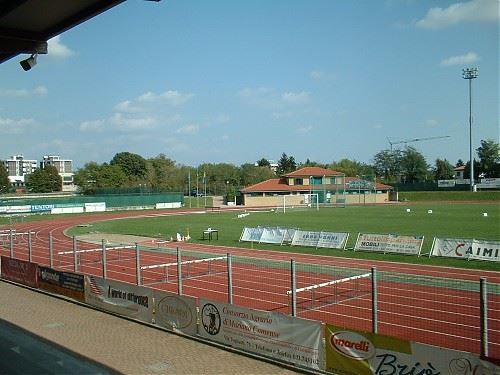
(275, 194), (319, 213)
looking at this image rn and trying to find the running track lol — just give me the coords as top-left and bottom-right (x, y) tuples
(1, 208), (499, 361)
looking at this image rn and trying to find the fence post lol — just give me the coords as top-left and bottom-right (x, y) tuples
(480, 277), (488, 358)
(73, 236), (77, 272)
(135, 243), (141, 286)
(28, 231), (32, 263)
(177, 247), (182, 295)
(102, 239), (107, 279)
(49, 233), (53, 268)
(9, 229), (14, 258)
(291, 259), (296, 317)
(372, 267), (378, 334)
(227, 253), (233, 304)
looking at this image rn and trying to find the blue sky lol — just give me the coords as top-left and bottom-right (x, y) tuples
(1, 0), (498, 169)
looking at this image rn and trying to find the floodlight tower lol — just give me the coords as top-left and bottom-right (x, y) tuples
(462, 67), (478, 192)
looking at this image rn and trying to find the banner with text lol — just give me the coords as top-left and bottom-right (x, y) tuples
(198, 299), (323, 371)
(85, 276), (153, 323)
(153, 290), (198, 336)
(291, 230), (348, 249)
(38, 267), (84, 302)
(0, 256), (38, 288)
(239, 227), (264, 242)
(354, 233), (424, 255)
(325, 324), (499, 375)
(431, 238), (500, 262)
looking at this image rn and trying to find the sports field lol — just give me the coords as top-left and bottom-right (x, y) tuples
(1, 201), (499, 360)
(67, 202), (500, 271)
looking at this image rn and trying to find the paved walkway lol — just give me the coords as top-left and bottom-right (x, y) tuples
(0, 281), (302, 375)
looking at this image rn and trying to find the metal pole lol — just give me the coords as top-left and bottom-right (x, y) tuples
(177, 247), (182, 295)
(101, 239), (107, 279)
(480, 277), (488, 358)
(372, 267), (378, 334)
(9, 229), (14, 258)
(291, 259), (297, 317)
(28, 231), (32, 263)
(469, 78), (474, 192)
(135, 243), (141, 286)
(49, 233), (53, 268)
(73, 236), (77, 272)
(227, 253), (233, 304)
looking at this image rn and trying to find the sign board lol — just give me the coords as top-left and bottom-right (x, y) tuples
(38, 266), (84, 302)
(354, 233), (424, 255)
(198, 299), (323, 371)
(153, 291), (197, 335)
(431, 238), (500, 262)
(325, 324), (499, 375)
(0, 256), (38, 288)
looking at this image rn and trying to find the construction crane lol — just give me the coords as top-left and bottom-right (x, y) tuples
(387, 135), (451, 151)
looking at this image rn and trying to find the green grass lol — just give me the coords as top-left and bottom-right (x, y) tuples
(398, 191), (500, 202)
(66, 202), (500, 272)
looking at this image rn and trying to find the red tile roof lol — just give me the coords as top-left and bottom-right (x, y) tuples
(283, 166), (343, 177)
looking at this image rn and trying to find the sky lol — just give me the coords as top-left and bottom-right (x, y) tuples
(0, 0), (498, 170)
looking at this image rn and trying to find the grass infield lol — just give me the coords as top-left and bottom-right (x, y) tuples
(65, 202), (500, 272)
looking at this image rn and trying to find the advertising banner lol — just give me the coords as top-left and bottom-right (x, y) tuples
(325, 324), (499, 375)
(38, 266), (84, 302)
(153, 290), (198, 335)
(0, 256), (38, 288)
(31, 204), (55, 213)
(198, 300), (323, 371)
(85, 276), (153, 323)
(292, 230), (348, 249)
(259, 227), (287, 244)
(6, 205), (31, 214)
(240, 227), (264, 242)
(354, 233), (424, 255)
(431, 238), (500, 262)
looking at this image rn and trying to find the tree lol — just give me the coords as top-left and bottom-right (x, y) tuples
(110, 152), (147, 181)
(26, 166), (62, 193)
(0, 163), (9, 194)
(400, 147), (429, 183)
(276, 153), (296, 175)
(256, 158), (271, 167)
(477, 139), (500, 177)
(372, 149), (402, 183)
(328, 159), (374, 177)
(434, 159), (454, 180)
(239, 163), (276, 187)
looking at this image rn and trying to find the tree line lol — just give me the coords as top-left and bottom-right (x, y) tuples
(0, 139), (498, 194)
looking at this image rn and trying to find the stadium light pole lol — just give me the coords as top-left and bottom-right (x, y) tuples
(462, 67), (478, 192)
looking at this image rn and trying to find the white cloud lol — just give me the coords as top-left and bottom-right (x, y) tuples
(48, 35), (75, 58)
(416, 0), (499, 29)
(296, 125), (313, 134)
(80, 119), (106, 133)
(0, 116), (35, 134)
(111, 113), (156, 131)
(440, 52), (480, 66)
(281, 91), (310, 104)
(176, 124), (199, 135)
(137, 90), (193, 106)
(0, 86), (47, 97)
(114, 100), (143, 113)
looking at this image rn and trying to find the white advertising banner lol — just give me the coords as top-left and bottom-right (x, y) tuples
(325, 324), (499, 375)
(431, 238), (500, 262)
(198, 300), (323, 371)
(84, 276), (153, 323)
(6, 205), (31, 213)
(259, 227), (287, 244)
(240, 227), (264, 242)
(354, 233), (424, 255)
(292, 230), (348, 249)
(153, 290), (198, 335)
(84, 202), (106, 212)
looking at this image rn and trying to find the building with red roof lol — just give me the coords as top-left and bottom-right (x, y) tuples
(239, 167), (393, 207)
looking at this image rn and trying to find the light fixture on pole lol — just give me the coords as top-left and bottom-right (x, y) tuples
(462, 67), (478, 192)
(20, 53), (38, 71)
